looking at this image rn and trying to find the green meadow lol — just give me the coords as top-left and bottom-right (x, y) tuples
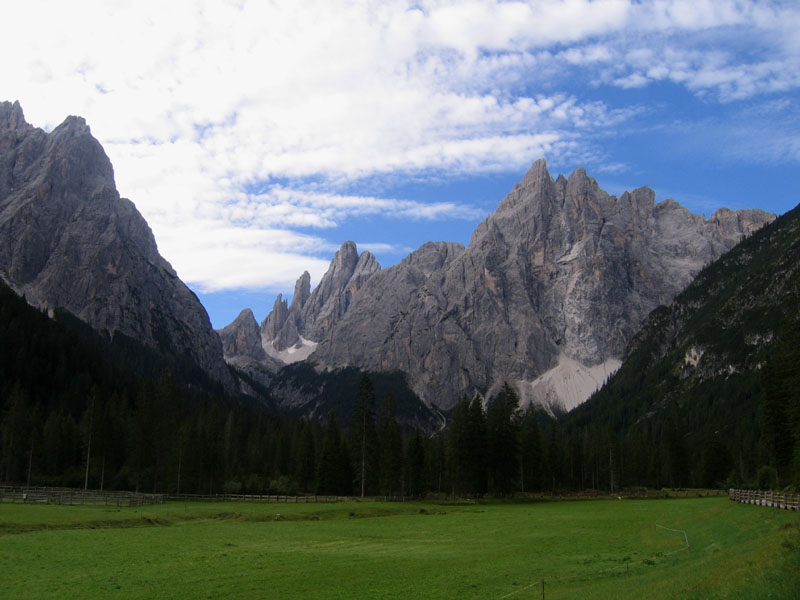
(1, 496), (797, 599)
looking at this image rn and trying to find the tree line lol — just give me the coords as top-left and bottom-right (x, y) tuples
(2, 279), (797, 495)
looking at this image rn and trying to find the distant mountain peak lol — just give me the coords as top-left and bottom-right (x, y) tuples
(222, 158), (776, 413)
(0, 101), (234, 391)
(0, 100), (28, 132)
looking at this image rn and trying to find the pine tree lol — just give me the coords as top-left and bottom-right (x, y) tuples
(762, 319), (800, 485)
(349, 373), (377, 497)
(660, 402), (688, 488)
(467, 395), (488, 496)
(700, 428), (730, 488)
(317, 414), (352, 495)
(377, 393), (402, 496)
(295, 421), (317, 493)
(520, 405), (544, 492)
(1, 382), (31, 483)
(404, 429), (426, 497)
(486, 383), (520, 495)
(447, 395), (472, 495)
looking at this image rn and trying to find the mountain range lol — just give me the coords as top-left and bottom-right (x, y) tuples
(0, 101), (778, 419)
(223, 159), (774, 412)
(566, 201), (800, 486)
(0, 101), (234, 392)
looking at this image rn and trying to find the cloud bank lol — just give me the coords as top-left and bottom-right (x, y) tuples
(1, 0), (798, 294)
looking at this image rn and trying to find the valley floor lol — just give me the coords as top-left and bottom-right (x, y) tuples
(1, 496), (797, 599)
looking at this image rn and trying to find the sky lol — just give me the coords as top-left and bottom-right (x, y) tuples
(2, 0), (799, 329)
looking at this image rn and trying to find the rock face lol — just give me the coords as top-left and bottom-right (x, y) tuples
(0, 101), (234, 390)
(567, 201), (800, 459)
(313, 241), (465, 371)
(311, 159), (774, 410)
(223, 158), (774, 412)
(256, 242), (381, 363)
(219, 309), (267, 362)
(297, 241), (380, 341)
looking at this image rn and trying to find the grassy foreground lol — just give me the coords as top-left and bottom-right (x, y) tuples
(1, 496), (797, 599)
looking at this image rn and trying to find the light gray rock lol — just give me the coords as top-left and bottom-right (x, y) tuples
(219, 308), (266, 361)
(224, 242), (381, 366)
(313, 241), (465, 371)
(311, 159), (775, 409)
(0, 101), (235, 391)
(258, 271), (310, 353)
(297, 241), (381, 341)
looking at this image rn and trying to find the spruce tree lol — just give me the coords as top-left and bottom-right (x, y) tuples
(377, 393), (402, 496)
(349, 373), (377, 497)
(467, 395), (488, 496)
(486, 383), (520, 495)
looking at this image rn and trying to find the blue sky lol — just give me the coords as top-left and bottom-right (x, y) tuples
(1, 1), (798, 328)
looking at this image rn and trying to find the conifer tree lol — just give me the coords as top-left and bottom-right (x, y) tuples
(377, 393), (402, 496)
(317, 414), (352, 495)
(296, 422), (317, 493)
(520, 405), (544, 492)
(486, 383), (520, 495)
(349, 373), (377, 497)
(447, 395), (472, 495)
(405, 429), (426, 497)
(467, 395), (488, 496)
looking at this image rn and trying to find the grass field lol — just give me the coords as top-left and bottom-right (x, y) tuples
(1, 496), (798, 599)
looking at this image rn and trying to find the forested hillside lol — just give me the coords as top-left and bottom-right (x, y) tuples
(565, 203), (800, 490)
(3, 198), (798, 496)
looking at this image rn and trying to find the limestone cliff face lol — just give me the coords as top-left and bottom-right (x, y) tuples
(255, 242), (381, 363)
(313, 241), (466, 372)
(219, 309), (266, 361)
(310, 159), (775, 409)
(298, 241), (381, 341)
(0, 101), (234, 390)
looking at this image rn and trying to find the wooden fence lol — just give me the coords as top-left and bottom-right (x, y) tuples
(0, 486), (163, 507)
(165, 493), (418, 503)
(167, 493), (341, 503)
(729, 489), (800, 510)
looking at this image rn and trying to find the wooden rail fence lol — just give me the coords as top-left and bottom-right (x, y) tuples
(0, 486), (163, 507)
(167, 493), (342, 503)
(729, 488), (800, 510)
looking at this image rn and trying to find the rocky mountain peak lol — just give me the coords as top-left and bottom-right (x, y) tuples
(289, 271), (311, 312)
(0, 101), (28, 132)
(311, 159), (776, 411)
(261, 294), (289, 341)
(0, 102), (234, 391)
(296, 241), (381, 342)
(223, 241), (381, 367)
(352, 249), (380, 278)
(219, 308), (266, 361)
(565, 166), (602, 199)
(520, 157), (552, 189)
(402, 241), (465, 276)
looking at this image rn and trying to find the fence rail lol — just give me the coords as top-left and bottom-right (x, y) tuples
(165, 493), (420, 503)
(729, 488), (800, 510)
(167, 493), (341, 503)
(0, 486), (163, 507)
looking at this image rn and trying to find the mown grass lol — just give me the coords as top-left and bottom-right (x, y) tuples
(0, 496), (797, 599)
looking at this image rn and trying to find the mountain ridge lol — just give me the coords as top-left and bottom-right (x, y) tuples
(226, 158), (775, 412)
(0, 101), (235, 392)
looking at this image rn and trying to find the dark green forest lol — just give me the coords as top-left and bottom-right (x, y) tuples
(2, 205), (799, 496)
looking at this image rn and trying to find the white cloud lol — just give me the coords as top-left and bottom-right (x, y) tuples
(355, 242), (414, 256)
(1, 0), (798, 294)
(156, 220), (334, 293)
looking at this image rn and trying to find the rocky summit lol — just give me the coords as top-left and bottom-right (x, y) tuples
(257, 241), (381, 364)
(0, 101), (234, 391)
(228, 158), (775, 412)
